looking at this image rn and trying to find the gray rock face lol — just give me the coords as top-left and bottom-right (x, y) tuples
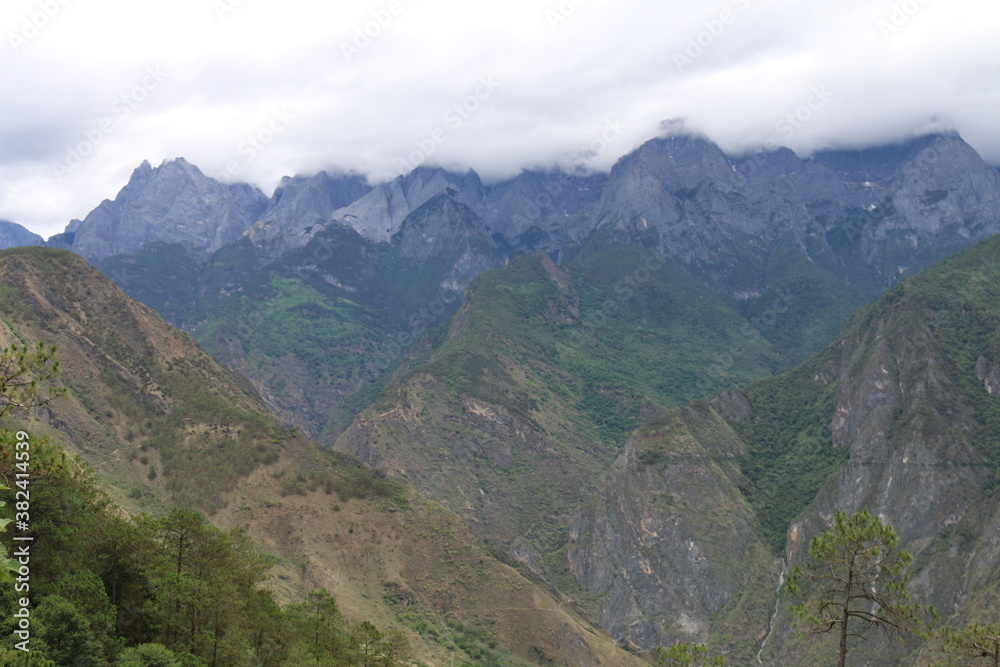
(571, 239), (1000, 664)
(592, 132), (1000, 297)
(57, 131), (1000, 287)
(392, 189), (501, 266)
(324, 167), (484, 244)
(296, 166), (610, 261)
(0, 220), (44, 250)
(479, 170), (606, 257)
(568, 403), (774, 658)
(240, 170), (371, 258)
(70, 158), (270, 261)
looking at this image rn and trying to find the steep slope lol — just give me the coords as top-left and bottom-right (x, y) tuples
(322, 166), (486, 244)
(337, 248), (780, 586)
(592, 131), (1000, 363)
(238, 169), (371, 259)
(196, 189), (507, 441)
(568, 235), (1000, 664)
(0, 246), (291, 512)
(568, 402), (776, 662)
(0, 247), (640, 665)
(70, 158), (270, 261)
(76, 133), (1000, 452)
(0, 219), (44, 249)
(480, 169), (607, 258)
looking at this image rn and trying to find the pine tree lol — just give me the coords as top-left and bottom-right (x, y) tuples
(940, 623), (1000, 666)
(785, 509), (932, 667)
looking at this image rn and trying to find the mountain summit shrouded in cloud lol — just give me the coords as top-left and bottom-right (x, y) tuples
(1, 0), (998, 238)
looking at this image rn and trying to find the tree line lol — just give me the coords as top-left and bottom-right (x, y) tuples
(3, 344), (1000, 666)
(0, 343), (410, 665)
(0, 435), (410, 666)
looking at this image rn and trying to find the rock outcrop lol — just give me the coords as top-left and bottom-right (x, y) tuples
(0, 219), (44, 249)
(70, 158), (270, 261)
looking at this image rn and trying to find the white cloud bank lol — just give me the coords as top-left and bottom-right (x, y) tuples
(1, 0), (998, 238)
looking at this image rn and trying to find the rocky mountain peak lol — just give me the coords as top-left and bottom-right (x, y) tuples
(69, 158), (270, 262)
(590, 130), (1000, 299)
(104, 159), (156, 205)
(326, 166), (485, 245)
(0, 219), (44, 250)
(242, 170), (373, 257)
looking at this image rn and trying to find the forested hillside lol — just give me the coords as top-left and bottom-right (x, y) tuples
(0, 247), (642, 666)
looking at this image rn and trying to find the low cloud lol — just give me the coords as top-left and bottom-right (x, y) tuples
(1, 0), (997, 238)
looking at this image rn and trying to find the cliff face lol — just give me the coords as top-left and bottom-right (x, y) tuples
(240, 170), (372, 258)
(568, 236), (1000, 664)
(568, 403), (775, 661)
(335, 247), (782, 598)
(594, 133), (1000, 299)
(71, 158), (270, 261)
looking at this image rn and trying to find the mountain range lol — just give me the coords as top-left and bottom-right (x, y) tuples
(3, 129), (1000, 664)
(0, 246), (641, 666)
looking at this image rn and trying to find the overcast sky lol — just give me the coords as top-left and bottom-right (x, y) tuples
(2, 0), (998, 239)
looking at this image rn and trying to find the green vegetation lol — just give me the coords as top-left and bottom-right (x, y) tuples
(0, 342), (65, 582)
(0, 437), (410, 666)
(734, 359), (845, 551)
(0, 252), (615, 666)
(785, 510), (933, 667)
(0, 248), (302, 512)
(736, 245), (870, 369)
(330, 239), (833, 616)
(99, 242), (203, 325)
(242, 273), (368, 371)
(937, 623), (1000, 666)
(725, 237), (1000, 551)
(137, 379), (288, 513)
(195, 264), (393, 442)
(406, 617), (524, 666)
(654, 641), (726, 666)
(275, 459), (408, 506)
(905, 240), (1000, 487)
(0, 342), (65, 419)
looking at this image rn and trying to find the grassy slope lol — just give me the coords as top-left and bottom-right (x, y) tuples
(0, 247), (644, 666)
